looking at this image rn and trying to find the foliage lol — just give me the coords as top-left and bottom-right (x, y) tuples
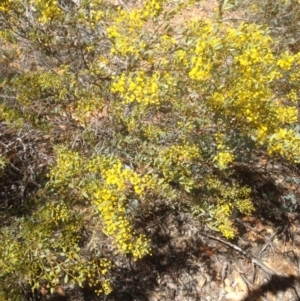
(48, 146), (161, 258)
(221, 0), (300, 53)
(192, 176), (254, 238)
(0, 154), (7, 176)
(0, 0), (300, 299)
(0, 200), (112, 299)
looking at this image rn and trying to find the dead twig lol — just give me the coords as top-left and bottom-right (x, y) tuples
(199, 232), (276, 277)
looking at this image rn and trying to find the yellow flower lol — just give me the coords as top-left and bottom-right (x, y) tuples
(214, 152), (234, 170)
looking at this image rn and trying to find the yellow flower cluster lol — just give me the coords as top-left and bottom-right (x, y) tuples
(186, 22), (284, 142)
(0, 236), (21, 274)
(89, 9), (104, 29)
(0, 0), (12, 12)
(160, 35), (177, 51)
(267, 128), (300, 162)
(91, 160), (157, 258)
(142, 124), (164, 141)
(107, 8), (146, 56)
(106, 0), (180, 57)
(253, 100), (298, 155)
(49, 147), (83, 188)
(274, 105), (298, 124)
(277, 51), (295, 70)
(112, 71), (172, 106)
(156, 144), (200, 191)
(206, 26), (277, 127)
(255, 125), (269, 142)
(0, 103), (23, 127)
(213, 133), (234, 169)
(217, 220), (236, 239)
(247, 44), (300, 161)
(175, 49), (189, 66)
(45, 202), (74, 226)
(214, 152), (234, 170)
(102, 162), (156, 196)
(31, 0), (63, 23)
(49, 149), (156, 259)
(203, 177), (254, 238)
(101, 279), (113, 295)
(213, 204), (236, 239)
(77, 9), (93, 26)
(288, 89), (298, 102)
(82, 258), (112, 295)
(185, 20), (300, 164)
(188, 22), (216, 81)
(40, 202), (82, 248)
(93, 188), (130, 248)
(143, 0), (165, 18)
(281, 52), (300, 105)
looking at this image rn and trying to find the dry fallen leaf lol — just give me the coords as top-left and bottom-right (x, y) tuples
(232, 271), (248, 293)
(39, 286), (48, 296)
(225, 292), (247, 301)
(55, 286), (65, 296)
(195, 274), (207, 290)
(224, 278), (231, 287)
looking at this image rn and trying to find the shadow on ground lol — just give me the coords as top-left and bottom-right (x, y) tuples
(242, 275), (300, 301)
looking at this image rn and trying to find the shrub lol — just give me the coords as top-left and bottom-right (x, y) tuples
(0, 0), (299, 299)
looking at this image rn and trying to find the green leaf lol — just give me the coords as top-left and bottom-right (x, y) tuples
(158, 178), (164, 185)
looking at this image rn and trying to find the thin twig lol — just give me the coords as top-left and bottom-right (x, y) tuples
(199, 232), (276, 276)
(220, 17), (251, 22)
